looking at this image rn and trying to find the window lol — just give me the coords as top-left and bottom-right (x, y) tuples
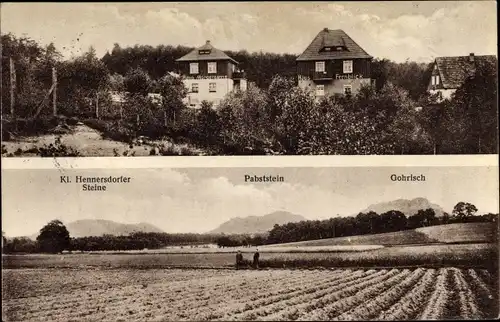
(343, 85), (352, 96)
(209, 82), (216, 92)
(190, 63), (199, 74)
(316, 84), (325, 96)
(431, 75), (440, 86)
(191, 83), (199, 93)
(315, 61), (325, 72)
(208, 62), (217, 74)
(343, 60), (353, 74)
(198, 49), (211, 55)
(231, 64), (236, 72)
(324, 47), (331, 51)
(336, 46), (344, 51)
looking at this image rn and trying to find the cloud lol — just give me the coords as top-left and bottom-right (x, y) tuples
(1, 2), (495, 62)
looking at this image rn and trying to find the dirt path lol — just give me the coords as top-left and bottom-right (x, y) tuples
(2, 124), (203, 157)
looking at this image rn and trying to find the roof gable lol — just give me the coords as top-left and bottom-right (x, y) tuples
(297, 29), (372, 61)
(176, 41), (238, 64)
(435, 55), (497, 89)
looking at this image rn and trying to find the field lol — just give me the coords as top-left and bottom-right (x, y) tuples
(270, 223), (497, 247)
(2, 267), (498, 321)
(3, 243), (497, 270)
(3, 223), (498, 321)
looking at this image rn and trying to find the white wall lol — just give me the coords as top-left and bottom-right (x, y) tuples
(183, 78), (234, 108)
(429, 89), (455, 101)
(298, 78), (371, 98)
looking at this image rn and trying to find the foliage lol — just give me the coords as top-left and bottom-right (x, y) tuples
(218, 84), (273, 154)
(2, 33), (497, 155)
(268, 206), (497, 245)
(445, 58), (498, 153)
(158, 73), (188, 124)
(453, 202), (479, 221)
(124, 67), (152, 95)
(36, 140), (81, 157)
(36, 220), (71, 253)
(57, 47), (110, 117)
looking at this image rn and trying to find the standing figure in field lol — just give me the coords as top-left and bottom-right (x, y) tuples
(236, 250), (243, 269)
(253, 249), (260, 269)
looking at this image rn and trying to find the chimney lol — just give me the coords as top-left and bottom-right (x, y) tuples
(469, 53), (474, 62)
(323, 27), (329, 32)
(206, 40), (211, 45)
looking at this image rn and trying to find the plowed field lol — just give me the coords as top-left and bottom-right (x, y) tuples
(2, 267), (497, 321)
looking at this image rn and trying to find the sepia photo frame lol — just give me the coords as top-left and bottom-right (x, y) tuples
(2, 1), (499, 321)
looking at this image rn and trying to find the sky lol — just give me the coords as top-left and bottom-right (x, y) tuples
(1, 1), (497, 62)
(2, 166), (498, 237)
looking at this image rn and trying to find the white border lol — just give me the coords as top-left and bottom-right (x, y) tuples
(1, 155), (498, 169)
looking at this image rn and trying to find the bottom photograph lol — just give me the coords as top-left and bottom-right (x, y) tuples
(2, 166), (499, 321)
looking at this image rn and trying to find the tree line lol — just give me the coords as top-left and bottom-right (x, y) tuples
(267, 203), (498, 244)
(3, 202), (497, 253)
(2, 32), (498, 154)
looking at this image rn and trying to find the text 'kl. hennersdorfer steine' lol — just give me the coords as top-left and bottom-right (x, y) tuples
(1, 2), (498, 322)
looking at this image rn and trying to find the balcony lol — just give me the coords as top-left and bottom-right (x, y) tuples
(311, 70), (334, 81)
(232, 71), (246, 79)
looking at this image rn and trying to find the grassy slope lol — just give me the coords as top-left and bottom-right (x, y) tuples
(265, 222), (497, 247)
(416, 222), (498, 243)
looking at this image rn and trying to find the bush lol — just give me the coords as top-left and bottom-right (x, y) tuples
(1, 117), (60, 138)
(37, 140), (81, 157)
(83, 119), (134, 143)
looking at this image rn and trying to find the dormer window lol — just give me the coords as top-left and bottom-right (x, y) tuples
(431, 75), (440, 86)
(336, 46), (344, 51)
(198, 49), (211, 55)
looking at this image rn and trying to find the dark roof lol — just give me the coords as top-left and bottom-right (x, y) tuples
(435, 55), (497, 89)
(176, 41), (238, 64)
(296, 29), (372, 61)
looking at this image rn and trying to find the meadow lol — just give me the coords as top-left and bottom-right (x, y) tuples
(2, 267), (498, 321)
(3, 243), (497, 270)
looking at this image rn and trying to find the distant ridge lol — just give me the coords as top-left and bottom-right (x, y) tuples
(210, 211), (306, 234)
(361, 197), (445, 217)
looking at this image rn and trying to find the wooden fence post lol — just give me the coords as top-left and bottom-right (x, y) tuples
(96, 91), (99, 119)
(52, 67), (57, 116)
(9, 57), (16, 116)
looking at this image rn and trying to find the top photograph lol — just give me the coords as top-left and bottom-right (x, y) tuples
(1, 1), (497, 157)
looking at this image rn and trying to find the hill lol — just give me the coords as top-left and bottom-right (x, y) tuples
(265, 222), (497, 247)
(210, 211), (306, 234)
(28, 219), (164, 239)
(361, 197), (445, 217)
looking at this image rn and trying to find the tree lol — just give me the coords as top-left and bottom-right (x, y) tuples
(448, 58), (498, 153)
(158, 74), (187, 124)
(124, 67), (152, 96)
(408, 208), (437, 229)
(379, 210), (407, 232)
(452, 202), (478, 222)
(218, 84), (272, 154)
(36, 220), (71, 253)
(195, 101), (221, 147)
(58, 47), (110, 117)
